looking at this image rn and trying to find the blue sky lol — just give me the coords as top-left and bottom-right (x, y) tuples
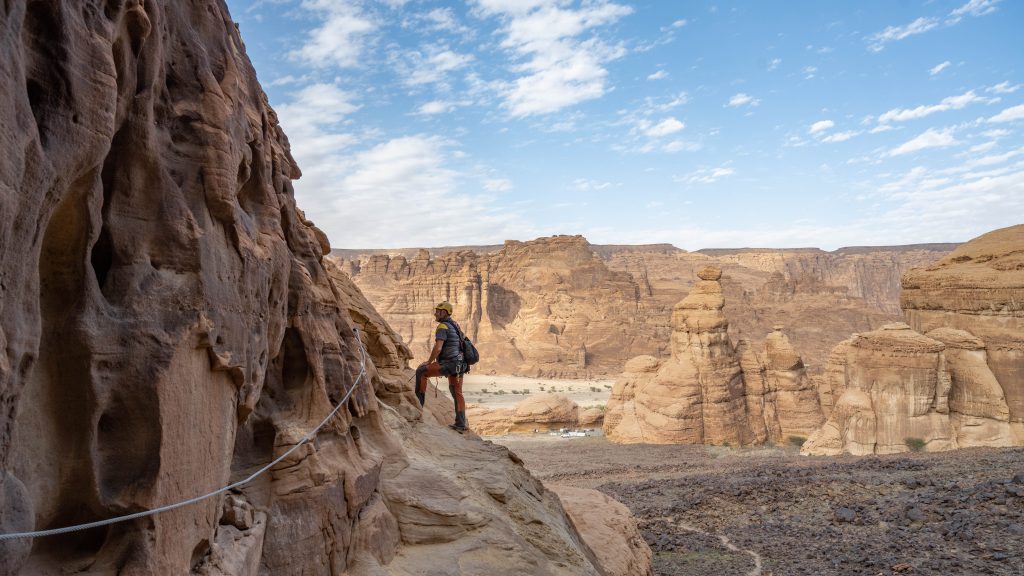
(225, 0), (1023, 250)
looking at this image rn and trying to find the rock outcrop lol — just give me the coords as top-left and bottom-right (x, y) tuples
(0, 2), (647, 574)
(804, 225), (1024, 455)
(467, 393), (582, 435)
(603, 267), (823, 445)
(901, 224), (1024, 438)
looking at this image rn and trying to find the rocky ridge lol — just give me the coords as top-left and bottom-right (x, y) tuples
(0, 2), (648, 574)
(334, 239), (953, 379)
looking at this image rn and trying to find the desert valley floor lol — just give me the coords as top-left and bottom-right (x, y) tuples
(495, 435), (1024, 576)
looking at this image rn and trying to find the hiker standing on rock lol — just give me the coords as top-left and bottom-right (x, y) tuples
(415, 301), (468, 431)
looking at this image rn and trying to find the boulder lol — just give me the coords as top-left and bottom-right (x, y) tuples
(551, 485), (654, 576)
(512, 393), (579, 432)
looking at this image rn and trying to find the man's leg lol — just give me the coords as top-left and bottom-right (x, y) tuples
(448, 374), (467, 429)
(415, 363), (443, 406)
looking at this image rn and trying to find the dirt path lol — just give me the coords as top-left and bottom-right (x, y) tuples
(498, 437), (1024, 575)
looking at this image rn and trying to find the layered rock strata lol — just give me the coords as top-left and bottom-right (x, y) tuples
(603, 268), (823, 445)
(801, 323), (1014, 455)
(804, 225), (1024, 455)
(0, 2), (648, 574)
(335, 241), (953, 379)
(901, 224), (1024, 437)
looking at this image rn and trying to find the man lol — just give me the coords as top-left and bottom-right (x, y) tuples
(415, 301), (468, 431)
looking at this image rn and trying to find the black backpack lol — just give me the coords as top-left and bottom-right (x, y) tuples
(445, 320), (480, 366)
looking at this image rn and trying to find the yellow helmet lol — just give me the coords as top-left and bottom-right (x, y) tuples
(434, 301), (453, 314)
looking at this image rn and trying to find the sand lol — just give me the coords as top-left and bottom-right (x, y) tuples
(448, 374), (615, 410)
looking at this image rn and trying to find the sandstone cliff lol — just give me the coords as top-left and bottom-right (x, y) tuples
(803, 224), (1023, 455)
(0, 2), (647, 574)
(603, 267), (824, 445)
(336, 240), (953, 379)
(901, 224), (1024, 437)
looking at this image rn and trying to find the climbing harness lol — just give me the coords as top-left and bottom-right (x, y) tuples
(0, 327), (370, 541)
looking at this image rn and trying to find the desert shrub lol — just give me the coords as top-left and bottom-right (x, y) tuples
(522, 388), (529, 394)
(497, 389), (506, 395)
(590, 386), (600, 392)
(787, 436), (806, 448)
(604, 384), (612, 389)
(905, 437), (926, 452)
(539, 385), (545, 391)
(511, 390), (520, 394)
(481, 388), (489, 394)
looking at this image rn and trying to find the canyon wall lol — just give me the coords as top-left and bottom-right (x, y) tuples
(335, 240), (953, 378)
(0, 2), (646, 574)
(803, 225), (1023, 455)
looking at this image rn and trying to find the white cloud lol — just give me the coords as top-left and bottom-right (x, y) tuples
(727, 93), (760, 107)
(888, 128), (958, 156)
(644, 117), (685, 137)
(297, 135), (535, 247)
(987, 81), (1021, 94)
(822, 130), (860, 143)
(421, 7), (473, 35)
(870, 124), (895, 134)
(678, 166), (735, 184)
(869, 1), (1001, 51)
(479, 0), (633, 117)
(290, 0), (375, 68)
(672, 19), (687, 28)
(929, 61), (951, 76)
(417, 100), (454, 115)
(809, 120), (834, 135)
(983, 128), (1011, 139)
(987, 104), (1024, 123)
(662, 140), (701, 153)
(877, 90), (997, 123)
(767, 58), (782, 71)
(573, 178), (613, 191)
(803, 66), (817, 79)
(867, 17), (938, 52)
(277, 84), (361, 166)
(948, 0), (1001, 20)
(399, 45), (474, 86)
(483, 178), (513, 191)
(647, 70), (668, 80)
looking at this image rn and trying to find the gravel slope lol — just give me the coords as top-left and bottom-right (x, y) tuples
(499, 437), (1024, 576)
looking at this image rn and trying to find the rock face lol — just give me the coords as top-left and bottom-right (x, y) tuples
(901, 224), (1024, 438)
(804, 225), (1024, 455)
(0, 2), (645, 574)
(335, 241), (954, 379)
(802, 323), (1014, 455)
(604, 268), (823, 445)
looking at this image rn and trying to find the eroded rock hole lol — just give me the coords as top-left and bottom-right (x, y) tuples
(90, 225), (113, 291)
(281, 328), (309, 391)
(95, 396), (161, 501)
(104, 0), (124, 21)
(190, 538), (211, 569)
(230, 418), (275, 480)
